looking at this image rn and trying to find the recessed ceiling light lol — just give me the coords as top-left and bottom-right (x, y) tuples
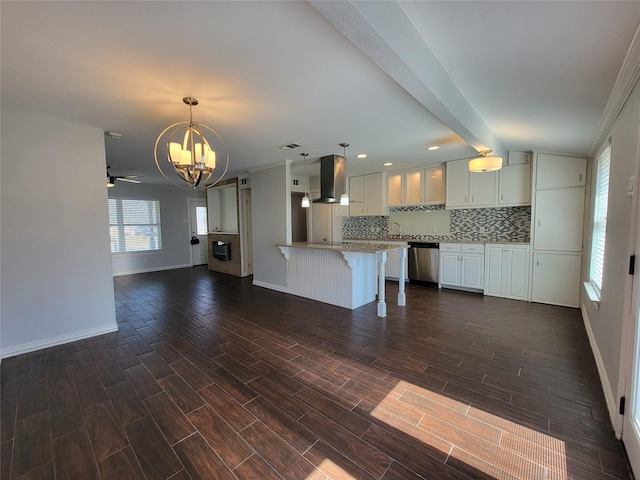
(383, 162), (393, 167)
(356, 154), (367, 159)
(427, 146), (439, 151)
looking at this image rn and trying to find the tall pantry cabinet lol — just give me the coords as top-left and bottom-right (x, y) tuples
(530, 153), (587, 307)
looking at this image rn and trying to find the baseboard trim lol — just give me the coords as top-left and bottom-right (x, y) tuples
(252, 280), (287, 293)
(581, 304), (620, 436)
(1, 323), (119, 359)
(112, 263), (192, 277)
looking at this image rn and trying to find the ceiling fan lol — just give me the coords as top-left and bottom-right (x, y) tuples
(106, 166), (142, 187)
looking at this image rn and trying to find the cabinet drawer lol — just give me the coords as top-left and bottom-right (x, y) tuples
(440, 243), (461, 252)
(462, 244), (484, 254)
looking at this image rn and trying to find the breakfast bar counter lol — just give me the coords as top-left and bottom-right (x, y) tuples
(277, 242), (408, 317)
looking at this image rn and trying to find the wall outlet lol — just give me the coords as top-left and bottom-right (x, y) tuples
(479, 226), (486, 234)
(432, 226), (438, 233)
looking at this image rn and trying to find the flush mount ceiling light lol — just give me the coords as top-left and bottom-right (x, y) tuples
(468, 150), (503, 173)
(356, 153), (367, 159)
(154, 97), (229, 190)
(300, 153), (310, 208)
(427, 145), (439, 151)
(339, 143), (350, 206)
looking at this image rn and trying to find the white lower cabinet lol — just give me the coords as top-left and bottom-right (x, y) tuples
(484, 244), (530, 301)
(385, 248), (408, 281)
(531, 252), (582, 308)
(439, 243), (484, 291)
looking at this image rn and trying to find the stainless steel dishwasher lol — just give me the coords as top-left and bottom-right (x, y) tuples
(408, 242), (439, 284)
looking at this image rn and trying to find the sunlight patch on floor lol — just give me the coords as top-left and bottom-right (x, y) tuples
(370, 380), (568, 479)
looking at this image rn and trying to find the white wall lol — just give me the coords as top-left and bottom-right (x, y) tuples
(1, 110), (117, 358)
(250, 163), (290, 291)
(109, 182), (205, 276)
(582, 79), (640, 429)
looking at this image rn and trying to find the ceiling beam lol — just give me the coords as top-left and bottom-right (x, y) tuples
(309, 0), (505, 158)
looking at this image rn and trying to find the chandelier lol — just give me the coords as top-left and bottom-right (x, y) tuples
(468, 150), (503, 173)
(154, 97), (229, 189)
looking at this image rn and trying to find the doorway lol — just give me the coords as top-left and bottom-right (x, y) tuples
(188, 198), (208, 266)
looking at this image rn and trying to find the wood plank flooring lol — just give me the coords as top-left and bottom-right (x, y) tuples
(1, 266), (633, 479)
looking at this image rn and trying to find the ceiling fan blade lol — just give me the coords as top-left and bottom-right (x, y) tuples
(117, 178), (141, 184)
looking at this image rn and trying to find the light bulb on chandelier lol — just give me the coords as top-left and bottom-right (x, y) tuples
(154, 97), (229, 189)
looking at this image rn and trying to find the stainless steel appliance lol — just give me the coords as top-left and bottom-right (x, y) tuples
(408, 242), (439, 284)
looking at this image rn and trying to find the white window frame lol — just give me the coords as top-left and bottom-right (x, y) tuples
(109, 198), (162, 254)
(587, 145), (611, 301)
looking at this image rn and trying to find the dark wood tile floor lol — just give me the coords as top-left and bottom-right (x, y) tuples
(1, 266), (633, 479)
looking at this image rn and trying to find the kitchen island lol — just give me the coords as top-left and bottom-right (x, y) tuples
(277, 242), (408, 317)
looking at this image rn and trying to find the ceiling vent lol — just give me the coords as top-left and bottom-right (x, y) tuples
(279, 142), (303, 150)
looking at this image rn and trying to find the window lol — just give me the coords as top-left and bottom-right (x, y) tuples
(195, 206), (207, 235)
(589, 146), (611, 295)
(109, 198), (162, 253)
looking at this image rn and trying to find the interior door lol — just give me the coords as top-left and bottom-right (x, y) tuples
(188, 198), (208, 265)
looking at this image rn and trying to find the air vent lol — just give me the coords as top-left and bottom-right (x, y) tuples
(279, 143), (303, 150)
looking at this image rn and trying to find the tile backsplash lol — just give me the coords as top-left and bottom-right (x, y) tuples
(343, 206), (531, 243)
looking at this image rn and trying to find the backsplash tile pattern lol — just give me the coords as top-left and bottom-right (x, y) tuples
(342, 216), (389, 239)
(343, 206), (531, 243)
(449, 207), (531, 242)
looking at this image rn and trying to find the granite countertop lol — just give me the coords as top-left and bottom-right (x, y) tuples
(343, 237), (530, 245)
(278, 241), (407, 253)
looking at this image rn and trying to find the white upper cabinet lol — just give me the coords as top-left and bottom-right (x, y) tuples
(350, 173), (383, 216)
(536, 153), (586, 189)
(445, 159), (470, 207)
(385, 166), (445, 207)
(387, 173), (403, 207)
(499, 163), (531, 206)
(533, 186), (585, 251)
(446, 158), (497, 208)
(469, 170), (498, 206)
(424, 167), (445, 204)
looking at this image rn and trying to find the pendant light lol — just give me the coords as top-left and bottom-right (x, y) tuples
(468, 150), (503, 172)
(154, 97), (229, 189)
(301, 153), (310, 208)
(339, 142), (350, 205)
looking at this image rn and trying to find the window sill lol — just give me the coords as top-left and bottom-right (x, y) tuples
(583, 282), (601, 310)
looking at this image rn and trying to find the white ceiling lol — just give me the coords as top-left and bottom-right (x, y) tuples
(2, 1), (639, 184)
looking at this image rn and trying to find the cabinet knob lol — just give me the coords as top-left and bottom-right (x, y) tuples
(536, 259), (540, 266)
(538, 219), (541, 227)
(579, 173), (583, 182)
(501, 194), (504, 201)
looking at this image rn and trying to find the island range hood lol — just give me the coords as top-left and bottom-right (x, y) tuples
(313, 154), (346, 204)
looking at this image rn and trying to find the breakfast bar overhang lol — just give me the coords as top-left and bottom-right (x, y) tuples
(277, 242), (408, 317)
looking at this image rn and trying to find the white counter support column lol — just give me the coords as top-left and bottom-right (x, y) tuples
(377, 251), (387, 317)
(398, 247), (407, 306)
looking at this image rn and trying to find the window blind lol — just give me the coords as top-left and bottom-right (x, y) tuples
(589, 147), (610, 294)
(109, 198), (162, 253)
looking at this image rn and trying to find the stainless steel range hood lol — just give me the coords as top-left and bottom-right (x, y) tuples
(313, 154), (346, 204)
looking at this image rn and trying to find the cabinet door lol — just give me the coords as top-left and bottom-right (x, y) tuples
(536, 154), (587, 189)
(469, 171), (497, 206)
(349, 176), (365, 216)
(440, 252), (460, 286)
(499, 164), (531, 205)
(404, 170), (423, 205)
(484, 245), (504, 297)
(387, 173), (403, 207)
(386, 249), (399, 279)
(425, 166), (445, 204)
(445, 159), (469, 207)
(460, 254), (484, 289)
(365, 173), (383, 215)
(506, 245), (530, 300)
(531, 252), (581, 307)
(534, 187), (585, 251)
